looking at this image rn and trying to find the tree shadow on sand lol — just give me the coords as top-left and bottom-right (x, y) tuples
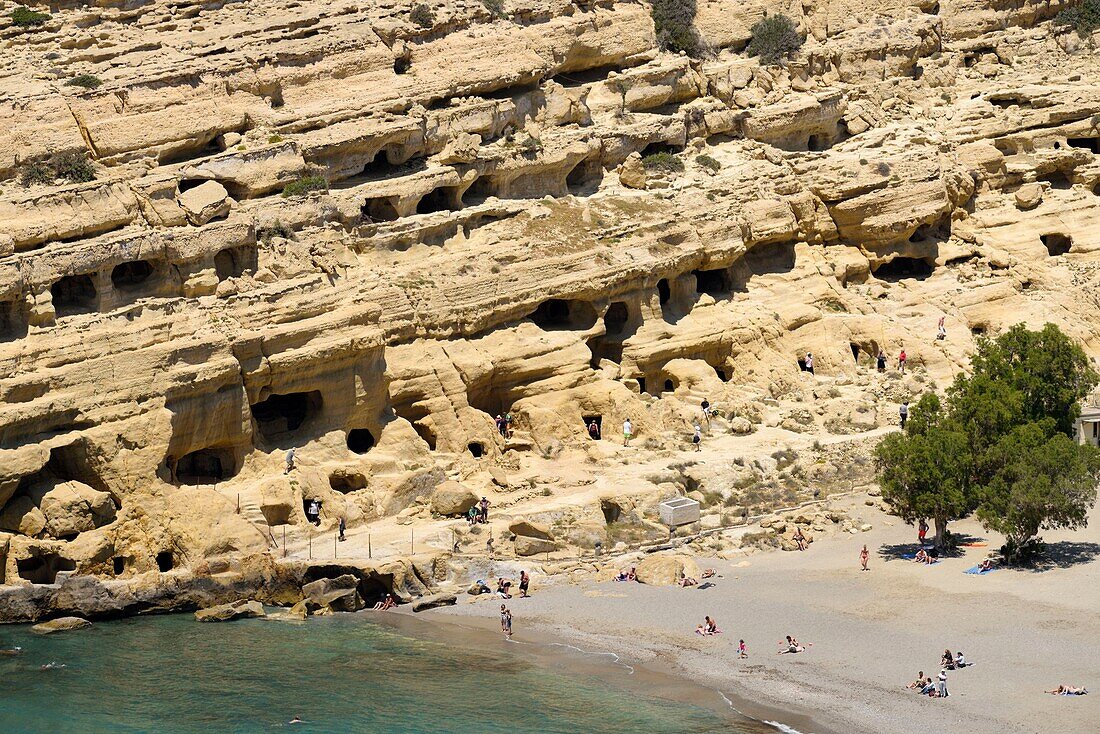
(1009, 541), (1100, 573)
(876, 533), (984, 561)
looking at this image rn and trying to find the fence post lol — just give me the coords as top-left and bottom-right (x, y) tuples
(368, 534), (372, 559)
(282, 526), (287, 558)
(410, 528), (414, 555)
(309, 531), (312, 560)
(334, 532), (338, 559)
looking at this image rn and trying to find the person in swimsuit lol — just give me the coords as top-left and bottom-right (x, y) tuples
(907, 671), (925, 690)
(500, 605), (513, 638)
(518, 570), (530, 598)
(793, 527), (807, 551)
(918, 519), (928, 545)
(738, 639), (748, 658)
(860, 544), (870, 571)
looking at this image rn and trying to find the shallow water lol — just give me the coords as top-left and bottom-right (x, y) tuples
(0, 613), (751, 733)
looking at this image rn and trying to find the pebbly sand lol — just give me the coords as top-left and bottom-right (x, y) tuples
(423, 495), (1100, 734)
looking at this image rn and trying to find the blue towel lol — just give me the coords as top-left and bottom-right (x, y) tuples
(964, 566), (996, 575)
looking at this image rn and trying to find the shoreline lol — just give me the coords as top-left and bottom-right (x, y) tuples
(376, 607), (828, 734)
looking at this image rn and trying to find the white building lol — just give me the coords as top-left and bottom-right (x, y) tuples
(1076, 394), (1100, 447)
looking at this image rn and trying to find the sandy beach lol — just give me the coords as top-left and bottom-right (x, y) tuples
(424, 495), (1100, 734)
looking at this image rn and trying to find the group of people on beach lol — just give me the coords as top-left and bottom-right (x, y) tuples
(907, 650), (973, 698)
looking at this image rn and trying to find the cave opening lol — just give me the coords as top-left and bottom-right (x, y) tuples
(174, 448), (236, 485)
(467, 442), (485, 458)
(872, 257), (934, 282)
(1038, 171), (1072, 190)
(16, 552), (75, 585)
(111, 260), (155, 291)
(1067, 137), (1098, 153)
(566, 159), (603, 194)
(416, 186), (461, 215)
(663, 378), (675, 393)
(393, 56), (410, 74)
(600, 499), (622, 524)
(51, 274), (97, 317)
(394, 403), (437, 451)
(346, 428), (376, 454)
(214, 247), (255, 280)
(527, 298), (598, 330)
(807, 133), (829, 152)
(583, 415), (602, 440)
(1041, 233), (1072, 256)
(251, 391), (323, 440)
(850, 343), (860, 361)
(463, 175), (496, 205)
(329, 471), (367, 493)
(362, 196), (400, 223)
(657, 279), (671, 305)
(155, 551), (174, 572)
(693, 268), (731, 295)
(0, 300), (25, 342)
(637, 377), (647, 394)
(714, 366), (729, 382)
(735, 241), (797, 287)
(113, 556), (126, 575)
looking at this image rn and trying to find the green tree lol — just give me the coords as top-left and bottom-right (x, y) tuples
(876, 420), (971, 546)
(875, 323), (1100, 560)
(747, 14), (802, 65)
(976, 422), (1100, 560)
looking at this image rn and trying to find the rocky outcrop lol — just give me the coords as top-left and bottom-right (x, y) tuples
(635, 554), (700, 585)
(1, 0), (1099, 600)
(195, 599), (266, 622)
(31, 616), (91, 634)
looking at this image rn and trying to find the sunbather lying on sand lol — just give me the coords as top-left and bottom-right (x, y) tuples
(1047, 685), (1088, 695)
(679, 576), (698, 587)
(978, 558), (994, 572)
(615, 567), (637, 582)
(701, 568), (717, 579)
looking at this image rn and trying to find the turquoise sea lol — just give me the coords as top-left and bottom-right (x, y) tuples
(0, 612), (769, 734)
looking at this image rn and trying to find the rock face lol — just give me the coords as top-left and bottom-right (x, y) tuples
(31, 616), (91, 634)
(411, 593), (457, 612)
(195, 599), (266, 622)
(1, 0), (1099, 595)
(635, 554), (700, 585)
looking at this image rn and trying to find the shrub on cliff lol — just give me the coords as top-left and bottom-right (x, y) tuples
(747, 14), (803, 65)
(10, 6), (50, 27)
(1055, 0), (1100, 37)
(20, 161), (52, 187)
(695, 154), (720, 172)
(650, 0), (699, 56)
(281, 175), (328, 198)
(410, 3), (435, 28)
(52, 151), (97, 183)
(641, 151), (684, 173)
(481, 0), (504, 18)
(67, 74), (103, 90)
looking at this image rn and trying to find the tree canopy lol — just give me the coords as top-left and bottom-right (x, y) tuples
(875, 324), (1100, 561)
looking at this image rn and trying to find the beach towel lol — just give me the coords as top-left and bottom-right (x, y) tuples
(964, 566), (996, 575)
(961, 542), (988, 548)
(697, 582), (716, 590)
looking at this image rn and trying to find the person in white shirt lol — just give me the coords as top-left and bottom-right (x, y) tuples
(623, 418), (633, 446)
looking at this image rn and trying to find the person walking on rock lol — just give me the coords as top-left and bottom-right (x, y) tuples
(900, 401), (909, 430)
(701, 398), (711, 425)
(692, 424), (702, 451)
(898, 349), (907, 373)
(876, 351), (886, 372)
(284, 448), (296, 475)
(588, 419), (600, 440)
(338, 516), (346, 542)
(623, 418), (633, 447)
(479, 496), (490, 523)
(936, 316), (946, 341)
(495, 415), (506, 437)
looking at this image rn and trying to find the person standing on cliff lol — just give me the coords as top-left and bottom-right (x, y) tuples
(898, 349), (908, 373)
(692, 424), (702, 451)
(876, 350), (887, 372)
(479, 496), (490, 523)
(701, 398), (711, 426)
(623, 418), (633, 446)
(338, 516), (346, 542)
(805, 352), (814, 375)
(900, 401), (909, 430)
(284, 448), (296, 475)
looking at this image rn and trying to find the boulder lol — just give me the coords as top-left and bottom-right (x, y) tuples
(0, 496), (46, 536)
(514, 535), (557, 556)
(178, 181), (231, 226)
(430, 481), (478, 517)
(618, 152), (647, 189)
(300, 574), (364, 613)
(1014, 183), (1042, 210)
(39, 481), (116, 539)
(194, 599), (266, 622)
(634, 554), (700, 585)
(411, 593), (457, 612)
(728, 417), (753, 434)
(32, 616), (91, 634)
(508, 518), (552, 540)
